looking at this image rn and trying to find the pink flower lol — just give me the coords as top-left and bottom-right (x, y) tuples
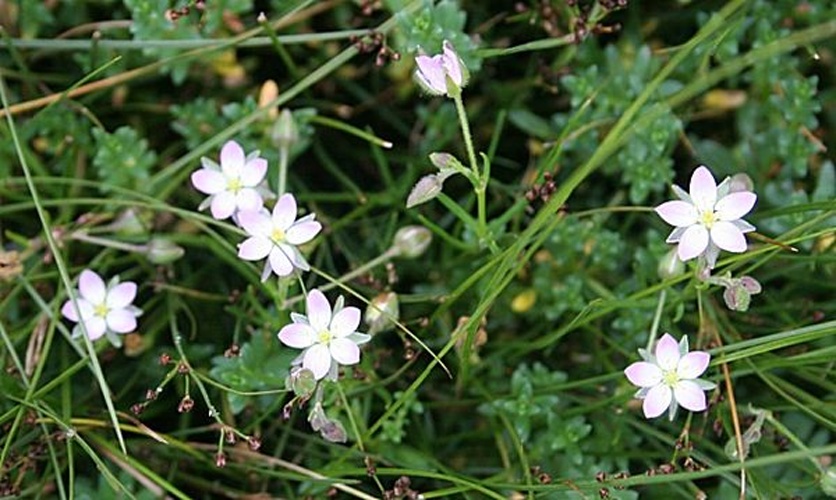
(237, 193), (321, 280)
(624, 333), (716, 420)
(655, 165), (756, 268)
(278, 290), (371, 380)
(191, 140), (268, 220)
(414, 41), (469, 97)
(61, 269), (142, 341)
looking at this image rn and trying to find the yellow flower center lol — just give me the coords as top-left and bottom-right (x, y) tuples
(662, 369), (680, 387)
(699, 210), (718, 229)
(317, 329), (332, 345)
(271, 228), (286, 245)
(94, 302), (109, 318)
(227, 177), (242, 193)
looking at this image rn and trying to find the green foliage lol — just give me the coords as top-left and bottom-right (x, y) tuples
(210, 330), (295, 414)
(91, 126), (157, 192)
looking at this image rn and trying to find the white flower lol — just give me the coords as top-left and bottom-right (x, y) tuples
(624, 333), (716, 420)
(191, 140), (268, 220)
(61, 269), (142, 341)
(237, 193), (322, 280)
(278, 289), (371, 380)
(655, 165), (757, 269)
(414, 40), (469, 97)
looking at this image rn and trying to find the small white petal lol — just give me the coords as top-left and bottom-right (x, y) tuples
(106, 309), (137, 333)
(689, 166), (717, 212)
(237, 237), (272, 261)
(240, 158), (268, 186)
(220, 141), (245, 176)
(306, 290), (332, 332)
(278, 323), (315, 349)
(61, 299), (92, 322)
(268, 247), (294, 276)
(237, 211), (273, 237)
(678, 224), (709, 261)
(624, 361), (663, 388)
(655, 334), (681, 371)
(235, 188), (263, 213)
(106, 282), (137, 309)
(79, 270), (106, 304)
(272, 193), (298, 231)
(279, 243), (309, 271)
(330, 307), (361, 338)
(643, 384), (672, 419)
(415, 54), (447, 94)
(673, 380), (708, 412)
(84, 317), (107, 340)
(666, 227), (687, 244)
(303, 344), (332, 380)
(191, 169), (226, 195)
(286, 220), (322, 245)
(715, 192), (756, 221)
(677, 351), (710, 379)
(210, 191), (237, 220)
(710, 221), (748, 253)
(655, 200), (698, 227)
(330, 338), (360, 365)
(441, 41), (463, 86)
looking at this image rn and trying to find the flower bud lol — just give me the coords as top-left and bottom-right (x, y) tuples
(658, 248), (685, 280)
(414, 40), (469, 98)
(110, 208), (148, 235)
(145, 237), (185, 264)
(406, 174), (444, 208)
(272, 109), (299, 149)
(286, 367), (317, 398)
(390, 226), (432, 259)
(820, 466), (836, 497)
(364, 292), (399, 335)
(723, 285), (752, 312)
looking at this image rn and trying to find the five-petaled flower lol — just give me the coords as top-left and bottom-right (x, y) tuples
(237, 193), (322, 280)
(624, 333), (716, 420)
(414, 40), (469, 97)
(655, 165), (756, 269)
(61, 269), (142, 341)
(278, 289), (371, 380)
(191, 140), (268, 220)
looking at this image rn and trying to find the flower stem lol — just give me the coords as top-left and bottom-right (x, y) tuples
(646, 288), (667, 352)
(278, 145), (289, 198)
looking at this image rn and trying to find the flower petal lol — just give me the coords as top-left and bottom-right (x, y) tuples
(715, 192), (756, 221)
(666, 227), (687, 244)
(415, 54), (446, 94)
(210, 191), (237, 220)
(673, 380), (708, 412)
(624, 361), (663, 388)
(689, 166), (717, 212)
(191, 169), (226, 195)
(643, 384), (672, 419)
(240, 158), (267, 186)
(710, 221), (747, 253)
(106, 282), (137, 309)
(306, 290), (332, 332)
(268, 247), (294, 276)
(279, 243), (309, 271)
(678, 224), (709, 261)
(655, 200), (698, 227)
(220, 141), (245, 176)
(106, 309), (137, 333)
(84, 317), (107, 340)
(278, 323), (315, 349)
(330, 337), (360, 365)
(654, 334), (680, 371)
(441, 41), (462, 86)
(235, 188), (263, 213)
(677, 351), (710, 379)
(62, 298), (93, 322)
(237, 237), (272, 261)
(303, 344), (332, 380)
(79, 270), (106, 304)
(330, 307), (361, 338)
(286, 220), (322, 245)
(272, 193), (298, 231)
(237, 210), (273, 237)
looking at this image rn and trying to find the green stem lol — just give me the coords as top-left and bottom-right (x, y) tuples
(646, 289), (668, 352)
(278, 145), (289, 198)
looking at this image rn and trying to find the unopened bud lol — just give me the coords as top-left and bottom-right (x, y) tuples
(272, 109), (299, 149)
(739, 276), (762, 294)
(285, 367), (317, 398)
(658, 249), (685, 280)
(390, 226), (432, 258)
(110, 209), (147, 235)
(215, 452), (227, 468)
(145, 238), (185, 264)
(723, 285), (752, 312)
(406, 174), (444, 208)
(178, 395), (194, 413)
(728, 173), (754, 193)
(364, 292), (399, 335)
(820, 466), (836, 497)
